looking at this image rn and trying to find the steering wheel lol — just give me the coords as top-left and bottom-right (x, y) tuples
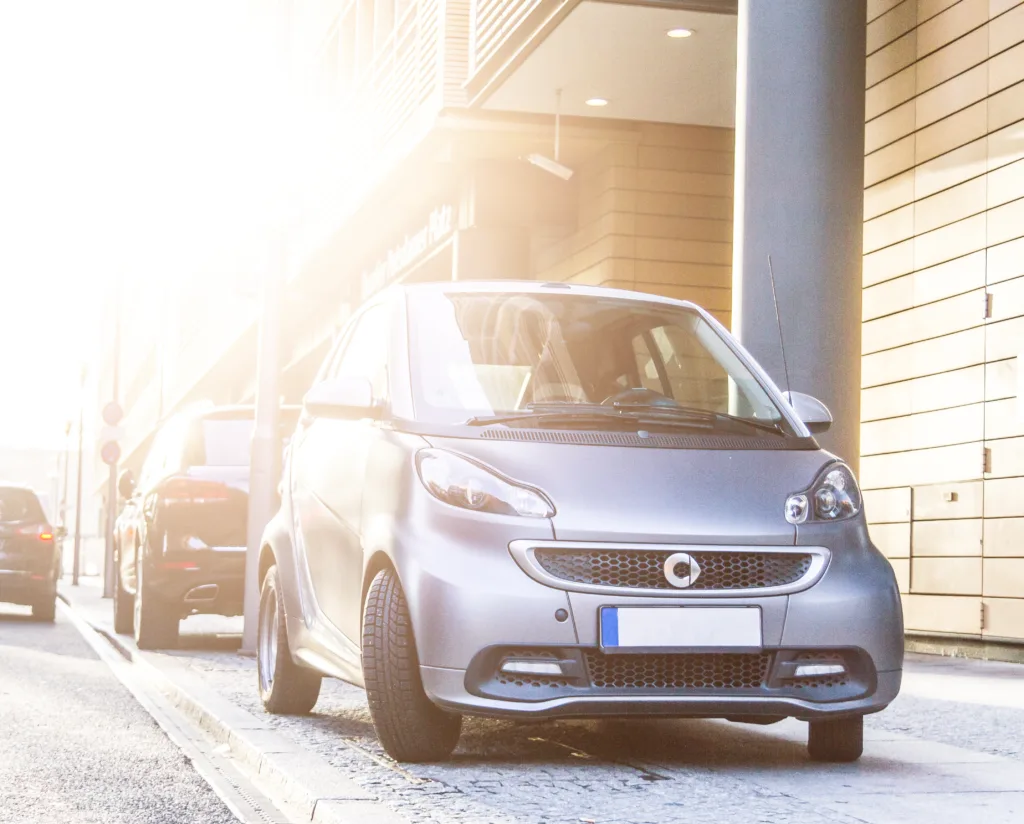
(600, 387), (678, 407)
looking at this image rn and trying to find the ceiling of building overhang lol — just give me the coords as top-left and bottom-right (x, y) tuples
(482, 2), (738, 127)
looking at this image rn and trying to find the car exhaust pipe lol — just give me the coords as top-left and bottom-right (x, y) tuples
(183, 584), (219, 602)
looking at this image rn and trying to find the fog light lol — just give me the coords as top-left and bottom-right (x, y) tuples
(500, 659), (564, 676)
(794, 663), (846, 678)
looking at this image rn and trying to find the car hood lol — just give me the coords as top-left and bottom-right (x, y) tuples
(425, 435), (834, 545)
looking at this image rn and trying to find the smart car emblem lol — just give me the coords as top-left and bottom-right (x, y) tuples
(664, 552), (701, 588)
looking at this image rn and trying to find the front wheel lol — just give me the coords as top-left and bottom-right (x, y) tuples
(807, 716), (864, 762)
(362, 568), (462, 762)
(258, 564), (321, 715)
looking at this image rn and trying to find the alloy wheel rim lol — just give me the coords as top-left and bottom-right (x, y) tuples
(258, 587), (278, 695)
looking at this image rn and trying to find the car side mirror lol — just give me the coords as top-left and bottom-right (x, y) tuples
(117, 469), (136, 500)
(303, 376), (382, 420)
(784, 391), (832, 434)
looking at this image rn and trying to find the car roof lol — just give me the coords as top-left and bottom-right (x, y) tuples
(395, 280), (701, 311)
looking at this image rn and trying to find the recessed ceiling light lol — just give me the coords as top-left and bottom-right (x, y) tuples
(667, 27), (694, 38)
(585, 97), (609, 107)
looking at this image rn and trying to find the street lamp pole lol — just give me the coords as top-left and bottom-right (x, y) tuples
(72, 366), (86, 586)
(103, 274), (122, 599)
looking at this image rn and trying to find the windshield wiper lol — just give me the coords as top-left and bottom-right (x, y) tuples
(601, 403), (785, 435)
(464, 403), (714, 430)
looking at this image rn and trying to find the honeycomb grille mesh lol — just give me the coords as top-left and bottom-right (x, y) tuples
(584, 652), (771, 690)
(534, 549), (814, 591)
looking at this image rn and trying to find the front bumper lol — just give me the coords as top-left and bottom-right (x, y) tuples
(397, 512), (903, 721)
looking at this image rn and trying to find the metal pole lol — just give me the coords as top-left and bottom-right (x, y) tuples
(241, 229), (285, 654)
(61, 421), (71, 528)
(103, 275), (121, 599)
(72, 370), (85, 586)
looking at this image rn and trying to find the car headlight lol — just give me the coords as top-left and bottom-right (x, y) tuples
(416, 449), (555, 518)
(785, 462), (861, 525)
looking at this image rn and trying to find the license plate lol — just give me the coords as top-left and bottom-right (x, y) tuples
(600, 606), (763, 652)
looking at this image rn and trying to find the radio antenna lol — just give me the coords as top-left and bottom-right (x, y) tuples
(767, 255), (793, 400)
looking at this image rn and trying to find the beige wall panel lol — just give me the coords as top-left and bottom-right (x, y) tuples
(868, 0), (917, 54)
(986, 158), (1024, 209)
(579, 189), (636, 227)
(864, 238), (916, 286)
(633, 238), (731, 266)
(861, 403), (984, 454)
(862, 289), (985, 354)
(633, 261), (731, 288)
(867, 64), (918, 121)
(636, 147), (733, 175)
(987, 435), (1024, 477)
(983, 517), (1024, 557)
(891, 557), (911, 592)
(862, 366), (983, 421)
(634, 192), (733, 221)
(991, 0), (1024, 18)
(865, 135), (916, 187)
(867, 30), (918, 86)
(916, 64), (988, 129)
(634, 215), (732, 243)
(869, 0), (907, 21)
(866, 101), (916, 154)
(986, 315), (1024, 360)
(915, 176), (986, 235)
(983, 597), (1024, 640)
(990, 0), (1024, 52)
(637, 123), (733, 152)
(916, 101), (988, 165)
(915, 137), (988, 199)
(863, 274), (915, 321)
(920, 0), (964, 23)
(864, 204), (915, 254)
(913, 479), (985, 519)
(987, 197), (1024, 246)
(988, 79), (1024, 132)
(990, 40), (1024, 93)
(861, 326), (984, 386)
(986, 398), (1024, 440)
(912, 556), (983, 594)
(869, 522), (912, 557)
(988, 119), (1024, 172)
(632, 170), (733, 198)
(918, 0), (989, 57)
(988, 236), (1024, 284)
(914, 212), (987, 270)
(642, 283), (730, 310)
(985, 477), (1024, 516)
(985, 356), (1017, 400)
(916, 25), (988, 92)
(989, 274), (1024, 322)
(983, 558), (1024, 596)
(864, 170), (915, 221)
(860, 441), (983, 488)
(903, 593), (982, 633)
(913, 518), (984, 556)
(864, 486), (913, 523)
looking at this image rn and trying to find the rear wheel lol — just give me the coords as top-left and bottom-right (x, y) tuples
(807, 716), (864, 762)
(133, 557), (178, 650)
(362, 568), (461, 762)
(112, 546), (134, 635)
(258, 564), (321, 714)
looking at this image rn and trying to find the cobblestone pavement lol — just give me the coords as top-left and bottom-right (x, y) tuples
(149, 613), (1024, 824)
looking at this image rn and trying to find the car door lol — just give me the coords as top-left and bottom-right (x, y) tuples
(290, 301), (391, 645)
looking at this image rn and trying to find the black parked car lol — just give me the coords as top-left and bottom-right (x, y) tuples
(0, 484), (64, 621)
(113, 405), (299, 648)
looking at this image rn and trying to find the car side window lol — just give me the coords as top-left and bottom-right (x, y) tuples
(328, 304), (390, 402)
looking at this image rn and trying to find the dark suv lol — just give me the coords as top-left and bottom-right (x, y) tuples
(113, 405), (298, 648)
(0, 484), (64, 621)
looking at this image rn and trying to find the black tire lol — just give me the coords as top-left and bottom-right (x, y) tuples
(113, 547), (134, 635)
(31, 590), (56, 622)
(133, 557), (179, 650)
(362, 568), (461, 762)
(807, 716), (864, 762)
(258, 565), (321, 715)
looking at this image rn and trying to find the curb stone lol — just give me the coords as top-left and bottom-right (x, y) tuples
(79, 617), (409, 824)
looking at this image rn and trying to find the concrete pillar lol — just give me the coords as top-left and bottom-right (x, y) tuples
(732, 0), (866, 467)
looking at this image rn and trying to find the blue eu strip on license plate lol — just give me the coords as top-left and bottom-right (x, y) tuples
(600, 606), (762, 651)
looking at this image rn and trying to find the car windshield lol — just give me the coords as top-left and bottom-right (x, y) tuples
(407, 290), (789, 432)
(187, 410), (301, 467)
(0, 487), (45, 523)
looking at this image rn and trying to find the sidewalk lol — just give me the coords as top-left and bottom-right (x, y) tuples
(59, 579), (411, 824)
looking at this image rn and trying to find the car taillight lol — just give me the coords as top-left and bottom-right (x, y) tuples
(17, 524), (52, 541)
(39, 532), (53, 542)
(162, 479), (232, 505)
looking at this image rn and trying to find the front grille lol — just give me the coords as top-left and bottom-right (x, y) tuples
(583, 651), (771, 690)
(534, 549), (814, 591)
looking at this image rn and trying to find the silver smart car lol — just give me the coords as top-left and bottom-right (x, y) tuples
(256, 281), (904, 763)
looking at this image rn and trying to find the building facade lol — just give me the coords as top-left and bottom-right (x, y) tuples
(106, 0), (1024, 654)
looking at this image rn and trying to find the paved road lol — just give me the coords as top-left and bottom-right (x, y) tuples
(0, 604), (239, 824)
